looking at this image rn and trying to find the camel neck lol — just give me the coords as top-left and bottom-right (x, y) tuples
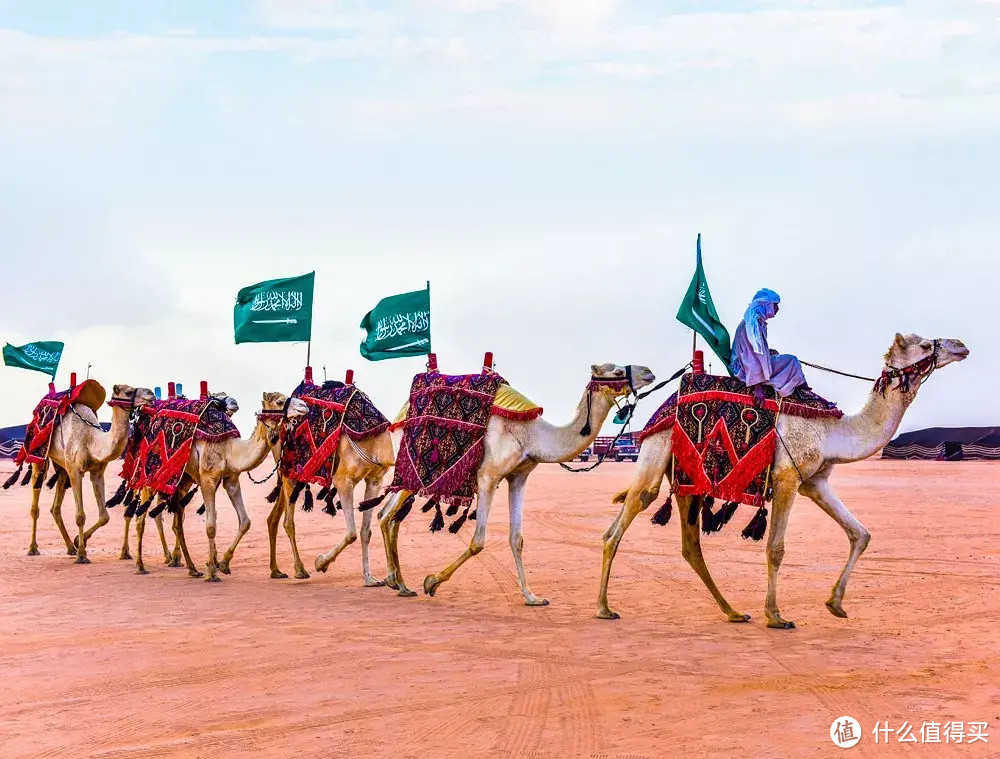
(824, 378), (920, 463)
(229, 419), (276, 473)
(527, 387), (617, 463)
(93, 405), (131, 463)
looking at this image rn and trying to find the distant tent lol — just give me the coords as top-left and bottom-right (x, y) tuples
(882, 427), (1000, 461)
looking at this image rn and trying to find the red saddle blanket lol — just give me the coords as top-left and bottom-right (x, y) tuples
(279, 381), (390, 487)
(134, 398), (239, 496)
(16, 380), (106, 466)
(388, 371), (506, 509)
(637, 374), (842, 507)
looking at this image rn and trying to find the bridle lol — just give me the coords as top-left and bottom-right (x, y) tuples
(873, 340), (940, 396)
(578, 367), (637, 436)
(256, 396), (294, 446)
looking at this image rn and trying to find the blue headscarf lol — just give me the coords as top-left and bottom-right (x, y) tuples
(742, 288), (781, 354)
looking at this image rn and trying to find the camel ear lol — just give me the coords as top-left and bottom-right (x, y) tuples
(591, 364), (602, 376)
(894, 333), (908, 349)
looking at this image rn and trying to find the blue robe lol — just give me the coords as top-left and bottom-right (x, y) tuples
(729, 320), (806, 397)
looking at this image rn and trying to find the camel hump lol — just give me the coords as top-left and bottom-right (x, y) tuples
(611, 488), (628, 504)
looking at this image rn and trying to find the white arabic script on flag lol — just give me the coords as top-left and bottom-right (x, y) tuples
(250, 290), (304, 313)
(376, 310), (430, 341)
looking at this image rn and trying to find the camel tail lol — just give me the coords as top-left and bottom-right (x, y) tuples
(611, 488), (629, 504)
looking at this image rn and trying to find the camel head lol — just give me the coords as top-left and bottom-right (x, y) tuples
(111, 384), (156, 408)
(885, 334), (970, 370)
(211, 391), (240, 417)
(590, 363), (656, 398)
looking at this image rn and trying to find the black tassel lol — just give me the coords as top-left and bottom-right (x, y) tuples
(687, 497), (700, 526)
(469, 509), (477, 521)
(302, 485), (314, 512)
(21, 468), (34, 487)
(197, 503), (206, 516)
(448, 506), (470, 534)
(579, 421), (591, 436)
(445, 502), (459, 517)
(392, 494), (415, 523)
(148, 500), (167, 519)
(703, 496), (715, 510)
(46, 471), (61, 490)
(741, 506), (768, 541)
(178, 487), (198, 508)
(136, 496), (154, 516)
(106, 480), (127, 507)
(322, 499), (337, 516)
(3, 465), (23, 490)
(124, 500), (138, 519)
(32, 471), (45, 489)
(123, 490), (137, 510)
(289, 481), (305, 505)
(429, 502), (445, 532)
(265, 479), (282, 504)
(650, 495), (673, 526)
(702, 500), (725, 534)
(421, 496), (439, 514)
(315, 485), (329, 501)
(717, 501), (739, 528)
(358, 494), (385, 512)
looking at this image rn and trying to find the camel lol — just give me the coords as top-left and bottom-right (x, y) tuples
(597, 333), (969, 628)
(24, 384), (156, 563)
(121, 392), (239, 572)
(378, 362), (655, 603)
(164, 392), (308, 582)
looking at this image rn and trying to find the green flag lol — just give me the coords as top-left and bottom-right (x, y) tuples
(359, 285), (431, 361)
(234, 272), (314, 344)
(3, 340), (64, 378)
(676, 234), (732, 371)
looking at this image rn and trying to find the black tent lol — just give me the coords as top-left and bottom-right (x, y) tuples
(882, 427), (1000, 461)
(0, 424), (26, 460)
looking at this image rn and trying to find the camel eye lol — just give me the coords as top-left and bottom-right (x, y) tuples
(614, 369), (625, 377)
(919, 341), (932, 350)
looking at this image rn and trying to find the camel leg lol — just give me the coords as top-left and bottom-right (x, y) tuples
(359, 477), (384, 587)
(48, 472), (76, 555)
(68, 471), (90, 564)
(217, 477), (251, 576)
(172, 508), (202, 577)
(134, 512), (149, 574)
(598, 455), (666, 619)
(507, 473), (547, 606)
(282, 488), (309, 580)
(27, 462), (46, 555)
(83, 469), (110, 543)
(120, 511), (133, 560)
(314, 479), (358, 577)
(678, 496), (750, 623)
(202, 479), (222, 581)
(423, 477), (498, 598)
(799, 475), (871, 618)
(379, 492), (416, 597)
(267, 488), (287, 579)
(764, 479), (798, 629)
(154, 513), (171, 563)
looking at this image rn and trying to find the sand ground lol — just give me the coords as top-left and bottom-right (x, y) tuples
(0, 459), (997, 758)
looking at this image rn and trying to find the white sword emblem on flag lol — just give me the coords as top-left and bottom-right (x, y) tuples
(252, 318), (299, 324)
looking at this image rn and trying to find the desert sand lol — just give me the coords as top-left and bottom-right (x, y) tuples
(1, 459), (997, 758)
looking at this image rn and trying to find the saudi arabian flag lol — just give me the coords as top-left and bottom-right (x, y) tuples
(676, 234), (732, 371)
(3, 340), (64, 378)
(359, 284), (431, 361)
(234, 272), (314, 344)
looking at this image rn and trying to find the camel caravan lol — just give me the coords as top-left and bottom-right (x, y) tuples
(3, 319), (969, 629)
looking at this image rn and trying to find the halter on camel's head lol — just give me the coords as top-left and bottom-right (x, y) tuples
(107, 384), (156, 411)
(578, 363), (657, 436)
(256, 392), (309, 445)
(874, 334), (969, 396)
(210, 391), (240, 417)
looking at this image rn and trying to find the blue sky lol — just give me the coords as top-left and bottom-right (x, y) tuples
(1, 0), (997, 433)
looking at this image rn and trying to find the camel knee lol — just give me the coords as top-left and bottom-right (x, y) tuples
(75, 513), (86, 528)
(469, 540), (485, 556)
(767, 544), (785, 567)
(206, 525), (216, 540)
(344, 530), (358, 546)
(852, 526), (871, 553)
(30, 505), (40, 519)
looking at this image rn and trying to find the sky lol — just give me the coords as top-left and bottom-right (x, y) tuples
(1, 0), (997, 436)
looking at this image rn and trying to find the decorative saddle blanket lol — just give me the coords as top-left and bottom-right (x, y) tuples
(120, 401), (161, 487)
(638, 374), (842, 507)
(388, 371), (512, 509)
(135, 398), (239, 497)
(15, 380), (106, 466)
(279, 380), (391, 487)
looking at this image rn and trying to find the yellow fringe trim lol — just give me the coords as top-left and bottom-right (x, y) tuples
(493, 384), (541, 414)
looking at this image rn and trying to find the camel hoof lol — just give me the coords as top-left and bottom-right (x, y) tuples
(363, 577), (386, 588)
(75, 555), (91, 565)
(597, 609), (621, 620)
(27, 547), (40, 556)
(66, 546), (78, 556)
(423, 575), (441, 597)
(767, 619), (796, 630)
(294, 569), (310, 580)
(383, 576), (399, 590)
(271, 570), (288, 579)
(525, 597), (549, 607)
(135, 568), (149, 575)
(218, 563), (231, 575)
(205, 575), (222, 583)
(119, 552), (132, 561)
(398, 587), (418, 598)
(728, 613), (752, 623)
(826, 601), (848, 618)
(314, 557), (328, 573)
(167, 558), (182, 568)
(188, 569), (204, 578)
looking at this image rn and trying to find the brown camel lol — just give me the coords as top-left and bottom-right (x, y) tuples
(597, 334), (968, 627)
